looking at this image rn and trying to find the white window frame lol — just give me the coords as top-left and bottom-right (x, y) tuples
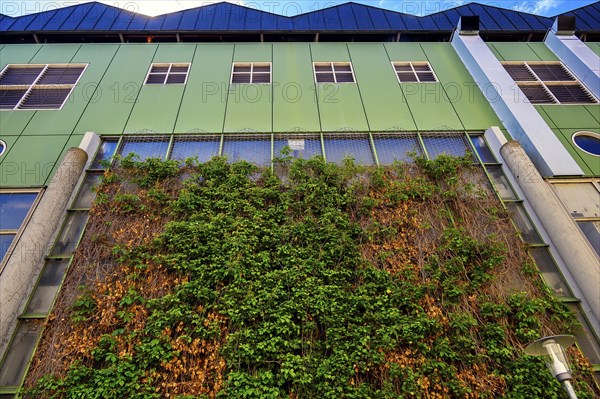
(143, 62), (191, 85)
(502, 61), (598, 105)
(0, 63), (88, 111)
(230, 62), (272, 84)
(391, 61), (438, 83)
(312, 62), (356, 84)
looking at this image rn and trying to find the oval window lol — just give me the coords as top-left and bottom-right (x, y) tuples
(572, 132), (600, 157)
(0, 140), (6, 156)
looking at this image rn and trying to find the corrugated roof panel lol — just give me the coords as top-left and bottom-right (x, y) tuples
(144, 15), (166, 31)
(41, 6), (75, 30)
(419, 14), (440, 30)
(195, 6), (216, 30)
(367, 8), (392, 30)
(338, 5), (358, 30)
(382, 10), (408, 30)
(0, 15), (14, 31)
(161, 10), (184, 30)
(403, 14), (423, 30)
(512, 11), (550, 30)
(262, 13), (284, 31)
(127, 13), (150, 30)
(322, 7), (342, 30)
(211, 3), (233, 30)
(227, 6), (246, 30)
(178, 9), (200, 30)
(468, 4), (501, 30)
(426, 11), (454, 30)
(274, 13), (292, 31)
(244, 9), (264, 30)
(59, 2), (96, 30)
(574, 9), (600, 31)
(25, 9), (58, 31)
(7, 13), (37, 31)
(92, 7), (121, 30)
(306, 9), (327, 31)
(292, 14), (312, 31)
(75, 3), (109, 30)
(110, 9), (136, 30)
(351, 4), (375, 30)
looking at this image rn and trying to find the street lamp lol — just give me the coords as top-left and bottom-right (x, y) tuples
(525, 335), (578, 399)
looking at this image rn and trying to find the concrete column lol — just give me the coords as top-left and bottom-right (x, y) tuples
(0, 148), (87, 354)
(500, 141), (600, 331)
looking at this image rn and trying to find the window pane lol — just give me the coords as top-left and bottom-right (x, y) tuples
(577, 221), (600, 257)
(72, 173), (101, 209)
(1, 234), (15, 261)
(372, 134), (422, 164)
(469, 135), (496, 163)
(37, 66), (85, 85)
(335, 73), (354, 83)
(565, 303), (600, 364)
(0, 89), (27, 109)
(316, 73), (335, 83)
(422, 135), (474, 160)
(505, 202), (543, 244)
(0, 192), (37, 230)
(90, 140), (118, 169)
(273, 135), (322, 160)
(145, 74), (166, 84)
(19, 88), (71, 109)
(0, 66), (44, 85)
(50, 211), (89, 257)
(222, 136), (271, 166)
(546, 84), (596, 104)
(166, 74), (186, 84)
(26, 259), (69, 314)
(529, 63), (573, 81)
(0, 320), (41, 386)
(519, 84), (555, 104)
(170, 137), (221, 163)
(486, 165), (518, 200)
(323, 135), (375, 165)
(119, 139), (169, 161)
(529, 247), (571, 297)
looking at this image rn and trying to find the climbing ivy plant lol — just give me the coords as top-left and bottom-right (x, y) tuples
(24, 154), (598, 399)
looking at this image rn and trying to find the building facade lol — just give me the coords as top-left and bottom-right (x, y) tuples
(0, 2), (599, 395)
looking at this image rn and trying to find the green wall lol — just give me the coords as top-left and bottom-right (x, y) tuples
(0, 42), (507, 187)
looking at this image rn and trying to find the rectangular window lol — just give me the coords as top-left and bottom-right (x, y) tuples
(0, 190), (39, 265)
(502, 62), (597, 104)
(313, 62), (355, 83)
(392, 62), (437, 83)
(169, 136), (221, 163)
(322, 134), (374, 165)
(144, 63), (190, 85)
(231, 62), (271, 84)
(118, 137), (170, 161)
(372, 133), (422, 164)
(273, 134), (322, 160)
(222, 134), (271, 166)
(0, 64), (86, 110)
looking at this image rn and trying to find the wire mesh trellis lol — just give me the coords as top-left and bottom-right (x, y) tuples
(273, 134), (322, 160)
(168, 135), (221, 163)
(421, 132), (477, 162)
(322, 133), (375, 165)
(118, 136), (170, 161)
(372, 133), (423, 164)
(222, 134), (272, 166)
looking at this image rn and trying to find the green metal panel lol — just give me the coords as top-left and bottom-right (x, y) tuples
(224, 44), (272, 133)
(383, 43), (428, 62)
(584, 105), (600, 124)
(528, 43), (560, 61)
(232, 43), (272, 62)
(0, 45), (43, 136)
(537, 105), (599, 129)
(28, 44), (81, 63)
(553, 128), (596, 176)
(486, 43), (504, 61)
(74, 44), (157, 136)
(174, 44), (233, 134)
(23, 44), (120, 136)
(124, 44), (194, 134)
(488, 43), (543, 61)
(0, 135), (71, 187)
(536, 107), (557, 128)
(310, 43), (351, 62)
(44, 134), (84, 185)
(421, 43), (502, 131)
(272, 43), (320, 132)
(401, 82), (463, 131)
(585, 42), (600, 58)
(0, 45), (41, 69)
(0, 135), (20, 165)
(348, 43), (415, 131)
(316, 84), (369, 132)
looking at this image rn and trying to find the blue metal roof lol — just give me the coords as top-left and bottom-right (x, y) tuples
(0, 1), (598, 34)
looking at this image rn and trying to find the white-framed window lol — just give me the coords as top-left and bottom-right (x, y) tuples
(392, 62), (437, 83)
(313, 62), (355, 83)
(144, 63), (190, 85)
(230, 62), (271, 84)
(0, 64), (87, 110)
(502, 61), (597, 104)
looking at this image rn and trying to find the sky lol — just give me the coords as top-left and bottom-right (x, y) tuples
(1, 0), (597, 18)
